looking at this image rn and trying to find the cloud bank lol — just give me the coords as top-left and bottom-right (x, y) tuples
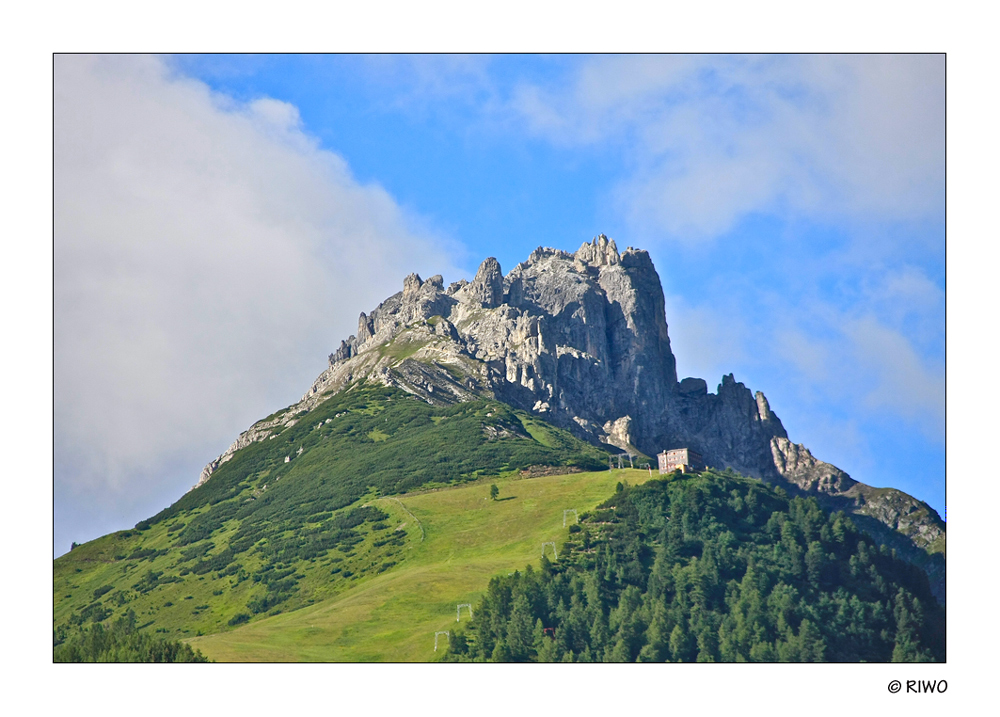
(54, 55), (462, 554)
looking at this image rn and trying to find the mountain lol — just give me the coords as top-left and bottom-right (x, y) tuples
(194, 235), (944, 600)
(54, 236), (945, 661)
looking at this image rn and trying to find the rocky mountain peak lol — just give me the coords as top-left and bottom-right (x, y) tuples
(402, 272), (423, 298)
(455, 257), (504, 308)
(242, 240), (801, 487)
(574, 233), (621, 267)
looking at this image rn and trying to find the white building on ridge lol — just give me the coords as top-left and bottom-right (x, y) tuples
(657, 448), (704, 474)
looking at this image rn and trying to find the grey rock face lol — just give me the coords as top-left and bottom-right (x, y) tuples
(456, 257), (504, 308)
(602, 415), (638, 455)
(770, 437), (856, 494)
(678, 377), (707, 395)
(194, 234), (944, 599)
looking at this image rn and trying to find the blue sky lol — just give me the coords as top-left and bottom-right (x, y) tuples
(54, 54), (944, 556)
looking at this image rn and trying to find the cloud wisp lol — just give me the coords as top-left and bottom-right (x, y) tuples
(54, 55), (463, 554)
(509, 54), (945, 242)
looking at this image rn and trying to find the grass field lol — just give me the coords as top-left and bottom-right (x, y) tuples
(187, 467), (655, 661)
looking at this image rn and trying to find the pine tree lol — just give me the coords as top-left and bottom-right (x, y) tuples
(798, 619), (826, 662)
(695, 619), (718, 662)
(669, 621), (695, 662)
(638, 601), (670, 662)
(891, 589), (932, 662)
(506, 593), (536, 661)
(491, 638), (512, 662)
(590, 613), (610, 655)
(805, 541), (826, 588)
(534, 619), (559, 662)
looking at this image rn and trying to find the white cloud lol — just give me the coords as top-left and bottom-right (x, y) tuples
(865, 265), (945, 348)
(774, 328), (831, 386)
(767, 309), (944, 441)
(845, 316), (945, 437)
(356, 55), (496, 116)
(509, 54), (944, 241)
(246, 96), (306, 137)
(54, 55), (463, 549)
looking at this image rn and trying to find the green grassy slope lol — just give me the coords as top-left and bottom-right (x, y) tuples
(53, 385), (611, 649)
(187, 468), (656, 661)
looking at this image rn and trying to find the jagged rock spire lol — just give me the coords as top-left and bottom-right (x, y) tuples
(574, 234), (620, 267)
(402, 272), (423, 298)
(457, 257), (503, 308)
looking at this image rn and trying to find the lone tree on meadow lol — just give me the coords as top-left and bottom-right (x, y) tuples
(490, 484), (499, 501)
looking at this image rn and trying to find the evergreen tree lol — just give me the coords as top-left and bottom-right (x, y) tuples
(506, 593), (535, 661)
(491, 638), (512, 662)
(891, 589), (932, 662)
(798, 619), (826, 662)
(534, 619), (559, 662)
(669, 623), (694, 662)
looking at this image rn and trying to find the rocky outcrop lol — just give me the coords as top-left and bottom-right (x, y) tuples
(195, 422), (279, 488)
(193, 234), (944, 600)
(771, 437), (856, 494)
(602, 415), (643, 456)
(455, 258), (504, 308)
